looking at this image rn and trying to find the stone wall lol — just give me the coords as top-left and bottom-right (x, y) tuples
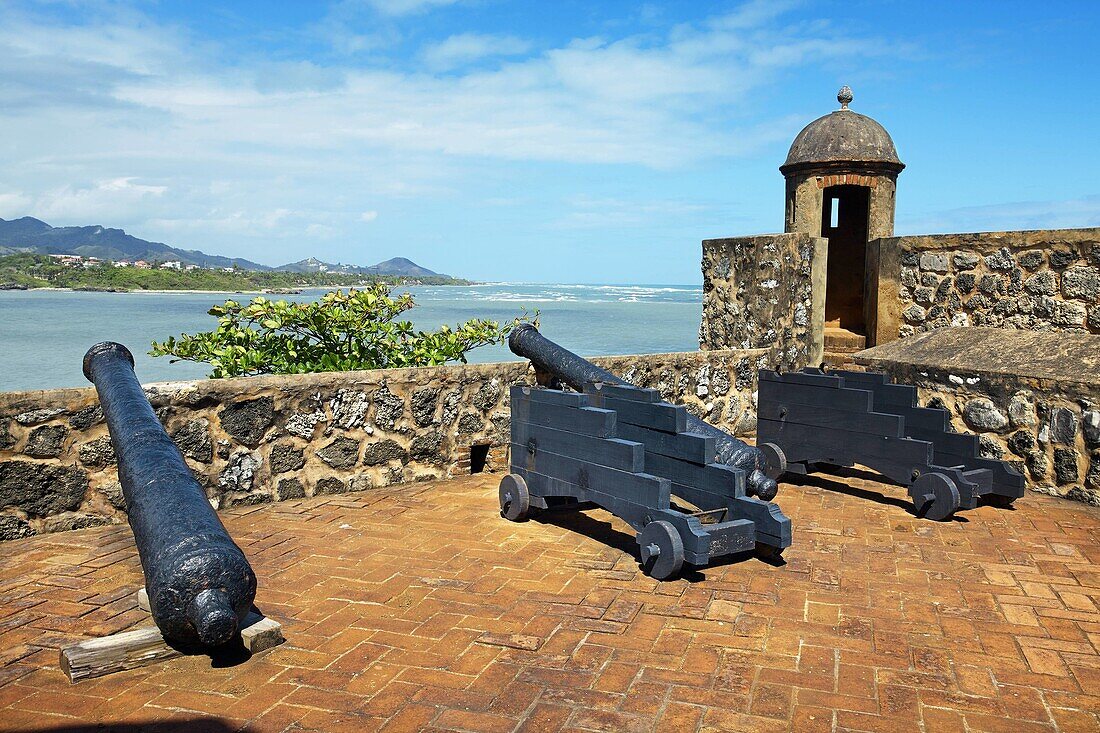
(883, 228), (1100, 339)
(700, 233), (826, 369)
(0, 347), (770, 540)
(856, 328), (1099, 506)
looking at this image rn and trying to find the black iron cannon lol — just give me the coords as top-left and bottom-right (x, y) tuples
(501, 382), (791, 579)
(83, 342), (257, 648)
(757, 368), (1025, 520)
(508, 323), (778, 501)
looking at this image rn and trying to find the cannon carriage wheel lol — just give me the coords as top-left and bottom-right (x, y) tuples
(759, 442), (787, 480)
(910, 472), (960, 521)
(637, 520), (685, 580)
(499, 474), (531, 522)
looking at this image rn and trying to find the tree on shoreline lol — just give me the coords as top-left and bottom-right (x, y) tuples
(151, 285), (532, 378)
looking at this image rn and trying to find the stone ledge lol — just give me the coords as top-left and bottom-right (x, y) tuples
(882, 226), (1100, 252)
(855, 327), (1100, 388)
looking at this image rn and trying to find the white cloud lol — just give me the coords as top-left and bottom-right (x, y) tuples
(31, 178), (168, 224)
(360, 210), (379, 221)
(0, 192), (32, 217)
(0, 2), (905, 264)
(552, 195), (711, 230)
(362, 0), (461, 16)
(422, 33), (531, 70)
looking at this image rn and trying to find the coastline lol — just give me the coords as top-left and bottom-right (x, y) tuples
(1, 284), (473, 295)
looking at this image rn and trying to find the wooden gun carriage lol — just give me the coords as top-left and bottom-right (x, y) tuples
(757, 368), (1025, 521)
(500, 382), (791, 580)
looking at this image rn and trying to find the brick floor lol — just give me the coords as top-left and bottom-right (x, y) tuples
(1, 471), (1099, 732)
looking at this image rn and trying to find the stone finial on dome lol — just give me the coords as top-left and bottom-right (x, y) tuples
(780, 87), (903, 174)
(837, 85), (853, 110)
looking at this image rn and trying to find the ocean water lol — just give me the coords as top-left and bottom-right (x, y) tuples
(0, 283), (703, 392)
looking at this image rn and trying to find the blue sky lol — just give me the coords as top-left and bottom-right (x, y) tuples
(0, 0), (1097, 283)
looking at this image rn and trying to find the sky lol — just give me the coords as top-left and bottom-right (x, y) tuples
(0, 1), (1098, 284)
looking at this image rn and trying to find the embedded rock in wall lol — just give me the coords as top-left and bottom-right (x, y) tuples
(372, 386), (405, 431)
(411, 387), (440, 427)
(317, 437), (361, 469)
(962, 398), (1008, 432)
(219, 397), (275, 446)
(219, 451), (262, 493)
(270, 444), (305, 473)
(361, 439), (405, 466)
(888, 230), (1099, 338)
(78, 436), (116, 468)
(171, 419), (213, 463)
(0, 514), (34, 540)
(0, 461), (87, 516)
(330, 389), (372, 430)
(68, 405), (103, 431)
(25, 425), (68, 458)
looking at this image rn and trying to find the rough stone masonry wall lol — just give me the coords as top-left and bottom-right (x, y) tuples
(700, 233), (826, 369)
(858, 328), (1100, 506)
(890, 228), (1100, 338)
(0, 348), (770, 540)
(889, 373), (1096, 505)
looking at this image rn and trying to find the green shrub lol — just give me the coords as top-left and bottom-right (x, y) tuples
(151, 285), (531, 378)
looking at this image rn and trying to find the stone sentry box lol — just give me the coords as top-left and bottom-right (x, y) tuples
(700, 87), (1100, 369)
(0, 348), (771, 539)
(702, 86), (905, 364)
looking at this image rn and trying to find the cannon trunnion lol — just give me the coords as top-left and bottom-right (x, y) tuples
(757, 368), (1025, 521)
(501, 383), (791, 580)
(83, 342), (257, 648)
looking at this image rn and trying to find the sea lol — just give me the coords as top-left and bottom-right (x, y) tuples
(0, 283), (703, 392)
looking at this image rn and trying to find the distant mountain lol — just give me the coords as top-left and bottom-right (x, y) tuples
(0, 217), (269, 270)
(275, 256), (445, 278)
(362, 257), (441, 277)
(0, 216), (452, 279)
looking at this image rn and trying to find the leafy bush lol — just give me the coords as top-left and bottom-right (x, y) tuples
(151, 285), (531, 378)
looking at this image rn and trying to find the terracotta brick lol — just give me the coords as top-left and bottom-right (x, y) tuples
(0, 474), (1096, 732)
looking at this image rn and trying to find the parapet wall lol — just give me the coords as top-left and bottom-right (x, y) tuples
(700, 233), (826, 369)
(880, 228), (1100, 340)
(0, 347), (771, 540)
(856, 327), (1100, 506)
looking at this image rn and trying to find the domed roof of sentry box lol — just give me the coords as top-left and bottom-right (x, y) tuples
(780, 86), (904, 175)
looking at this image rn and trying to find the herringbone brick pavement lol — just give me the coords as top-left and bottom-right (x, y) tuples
(0, 470), (1098, 732)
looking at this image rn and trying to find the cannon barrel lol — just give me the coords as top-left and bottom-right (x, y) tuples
(83, 342), (256, 648)
(507, 324), (778, 500)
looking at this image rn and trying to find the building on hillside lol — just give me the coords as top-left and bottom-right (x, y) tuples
(160, 260), (182, 270)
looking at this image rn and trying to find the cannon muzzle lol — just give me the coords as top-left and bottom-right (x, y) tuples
(507, 324), (778, 500)
(83, 342), (257, 648)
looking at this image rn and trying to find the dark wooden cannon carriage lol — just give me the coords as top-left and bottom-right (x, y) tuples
(756, 368), (1025, 521)
(500, 382), (791, 580)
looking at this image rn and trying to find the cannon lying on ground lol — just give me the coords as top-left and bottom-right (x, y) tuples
(83, 342), (257, 648)
(757, 368), (1025, 521)
(502, 327), (791, 579)
(508, 323), (778, 501)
